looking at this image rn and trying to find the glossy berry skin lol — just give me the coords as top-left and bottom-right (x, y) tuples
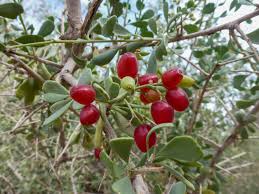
(94, 148), (102, 160)
(166, 88), (189, 112)
(138, 73), (158, 92)
(80, 104), (100, 125)
(134, 124), (156, 153)
(70, 85), (96, 105)
(117, 52), (138, 79)
(162, 68), (183, 89)
(139, 92), (149, 104)
(151, 101), (174, 124)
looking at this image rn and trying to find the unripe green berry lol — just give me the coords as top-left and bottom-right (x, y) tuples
(179, 75), (195, 88)
(121, 76), (135, 92)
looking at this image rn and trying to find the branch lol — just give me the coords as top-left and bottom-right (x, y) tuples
(196, 101), (259, 185)
(169, 9), (259, 42)
(132, 174), (150, 194)
(9, 54), (45, 83)
(61, 0), (82, 40)
(186, 64), (219, 134)
(235, 25), (259, 65)
(80, 0), (103, 36)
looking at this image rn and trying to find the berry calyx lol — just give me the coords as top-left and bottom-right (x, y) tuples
(134, 124), (156, 152)
(94, 148), (102, 160)
(70, 85), (96, 105)
(151, 101), (174, 124)
(80, 104), (100, 125)
(166, 88), (189, 112)
(121, 76), (135, 91)
(117, 52), (138, 79)
(162, 68), (183, 89)
(138, 73), (158, 92)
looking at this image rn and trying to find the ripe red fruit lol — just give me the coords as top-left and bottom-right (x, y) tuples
(166, 88), (189, 112)
(139, 92), (149, 104)
(134, 124), (156, 153)
(117, 52), (138, 79)
(138, 73), (158, 92)
(162, 68), (183, 89)
(80, 104), (100, 125)
(94, 148), (102, 160)
(151, 101), (174, 124)
(70, 85), (96, 105)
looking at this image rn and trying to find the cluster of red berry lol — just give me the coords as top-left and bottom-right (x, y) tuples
(70, 85), (100, 125)
(69, 52), (190, 157)
(117, 52), (189, 153)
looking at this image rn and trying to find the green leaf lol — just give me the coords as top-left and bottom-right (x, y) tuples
(100, 150), (114, 171)
(183, 24), (199, 34)
(148, 18), (157, 34)
(109, 82), (120, 99)
(155, 38), (167, 61)
(91, 49), (118, 66)
(102, 16), (117, 37)
(156, 136), (203, 162)
(42, 80), (68, 95)
(72, 101), (84, 110)
(131, 21), (148, 28)
(202, 3), (216, 14)
(0, 3), (23, 19)
(126, 42), (146, 52)
(163, 164), (195, 190)
(112, 177), (135, 194)
(147, 50), (157, 73)
(43, 101), (72, 125)
(141, 9), (154, 20)
(16, 78), (40, 105)
(38, 19), (55, 37)
(247, 28), (259, 44)
(169, 182), (186, 194)
(110, 137), (134, 162)
(163, 0), (169, 22)
(233, 75), (247, 90)
(43, 93), (69, 103)
(0, 42), (5, 52)
(236, 99), (257, 109)
(114, 23), (131, 36)
(90, 22), (102, 34)
(202, 189), (216, 194)
(50, 99), (72, 113)
(136, 0), (144, 10)
(72, 50), (88, 67)
(15, 35), (44, 45)
(78, 68), (92, 85)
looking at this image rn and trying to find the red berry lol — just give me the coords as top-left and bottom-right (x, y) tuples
(166, 88), (189, 112)
(151, 101), (174, 124)
(138, 73), (158, 92)
(94, 148), (102, 160)
(134, 124), (156, 152)
(139, 92), (149, 104)
(70, 85), (96, 105)
(162, 68), (183, 89)
(117, 52), (138, 79)
(80, 104), (100, 125)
